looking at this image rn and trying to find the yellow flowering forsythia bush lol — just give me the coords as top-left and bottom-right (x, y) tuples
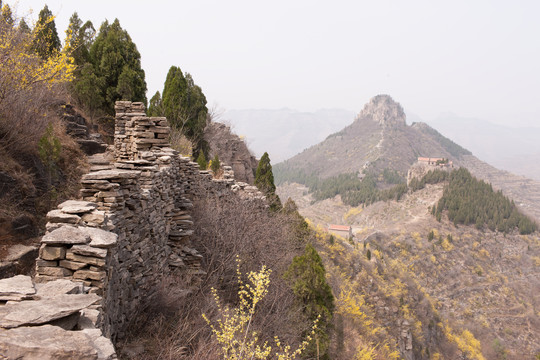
(0, 11), (76, 156)
(203, 259), (318, 360)
(0, 15), (75, 96)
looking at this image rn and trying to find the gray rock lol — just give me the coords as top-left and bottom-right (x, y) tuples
(0, 275), (35, 301)
(60, 260), (88, 270)
(78, 308), (100, 329)
(0, 325), (99, 360)
(46, 209), (81, 224)
(36, 266), (73, 277)
(4, 244), (38, 262)
(58, 200), (98, 214)
(82, 210), (106, 225)
(82, 329), (117, 360)
(80, 227), (118, 248)
(82, 169), (140, 180)
(71, 244), (108, 258)
(42, 226), (91, 245)
(35, 279), (83, 298)
(0, 293), (100, 328)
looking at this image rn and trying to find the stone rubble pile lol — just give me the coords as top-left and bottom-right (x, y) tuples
(0, 275), (115, 359)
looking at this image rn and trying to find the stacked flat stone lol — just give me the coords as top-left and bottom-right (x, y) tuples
(36, 201), (117, 291)
(0, 276), (116, 359)
(114, 101), (170, 161)
(32, 101), (270, 344)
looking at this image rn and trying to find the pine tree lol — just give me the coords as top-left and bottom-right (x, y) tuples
(196, 151), (207, 170)
(210, 154), (220, 174)
(76, 19), (146, 115)
(34, 5), (61, 59)
(148, 91), (164, 117)
(18, 18), (30, 33)
(65, 12), (95, 66)
(161, 66), (208, 152)
(285, 244), (335, 359)
(255, 152), (281, 211)
(1, 3), (14, 26)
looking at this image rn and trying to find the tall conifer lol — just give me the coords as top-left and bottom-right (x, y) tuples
(34, 5), (61, 59)
(255, 152), (281, 211)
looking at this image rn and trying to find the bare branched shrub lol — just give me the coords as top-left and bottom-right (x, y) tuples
(169, 127), (193, 157)
(0, 15), (84, 235)
(118, 196), (310, 359)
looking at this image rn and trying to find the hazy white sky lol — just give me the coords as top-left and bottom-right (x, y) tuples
(11, 0), (540, 126)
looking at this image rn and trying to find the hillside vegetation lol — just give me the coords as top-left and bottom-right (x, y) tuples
(433, 168), (536, 234)
(0, 4), (85, 251)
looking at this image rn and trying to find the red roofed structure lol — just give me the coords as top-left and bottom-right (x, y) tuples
(328, 224), (352, 239)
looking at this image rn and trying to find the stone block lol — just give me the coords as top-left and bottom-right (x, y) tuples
(35, 279), (84, 298)
(0, 275), (35, 301)
(73, 270), (106, 281)
(40, 245), (66, 260)
(41, 226), (90, 245)
(66, 252), (106, 267)
(36, 266), (73, 277)
(81, 210), (106, 225)
(79, 227), (117, 248)
(59, 260), (88, 271)
(57, 200), (98, 213)
(36, 259), (57, 267)
(71, 245), (108, 258)
(46, 210), (81, 224)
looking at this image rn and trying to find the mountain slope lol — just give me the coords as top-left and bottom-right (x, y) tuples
(274, 95), (470, 182)
(427, 114), (540, 181)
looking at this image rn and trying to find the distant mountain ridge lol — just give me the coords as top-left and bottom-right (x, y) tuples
(224, 108), (355, 163)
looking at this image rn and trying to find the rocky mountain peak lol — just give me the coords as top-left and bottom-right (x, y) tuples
(356, 94), (406, 127)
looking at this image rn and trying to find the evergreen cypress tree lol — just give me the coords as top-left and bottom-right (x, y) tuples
(255, 152), (281, 211)
(196, 151), (207, 170)
(1, 3), (14, 26)
(148, 91), (164, 117)
(65, 12), (95, 66)
(285, 244), (335, 359)
(34, 5), (61, 59)
(75, 19), (146, 115)
(210, 154), (220, 174)
(161, 66), (208, 153)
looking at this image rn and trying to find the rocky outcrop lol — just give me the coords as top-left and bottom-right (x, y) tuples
(356, 94), (406, 128)
(204, 121), (258, 184)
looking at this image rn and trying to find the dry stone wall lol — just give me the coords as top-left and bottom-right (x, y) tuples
(32, 101), (267, 344)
